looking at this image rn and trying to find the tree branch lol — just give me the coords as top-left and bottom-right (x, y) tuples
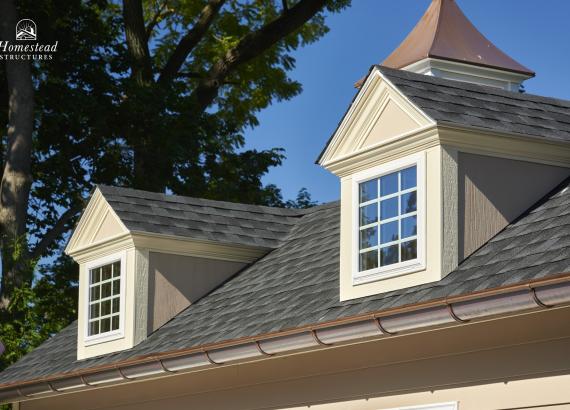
(28, 203), (83, 262)
(145, 0), (169, 41)
(282, 0), (288, 13)
(158, 0), (227, 85)
(189, 0), (328, 113)
(123, 0), (154, 86)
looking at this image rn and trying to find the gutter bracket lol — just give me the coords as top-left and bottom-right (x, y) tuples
(374, 317), (396, 336)
(157, 358), (177, 374)
(446, 303), (469, 323)
(254, 341), (274, 357)
(203, 350), (223, 365)
(529, 285), (553, 309)
(311, 329), (332, 346)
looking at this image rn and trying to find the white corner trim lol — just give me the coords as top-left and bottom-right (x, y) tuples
(351, 152), (426, 286)
(83, 250), (127, 346)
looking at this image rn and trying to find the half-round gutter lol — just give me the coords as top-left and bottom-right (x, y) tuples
(1, 275), (570, 404)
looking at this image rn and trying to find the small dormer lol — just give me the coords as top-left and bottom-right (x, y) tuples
(66, 186), (301, 359)
(382, 0), (535, 92)
(320, 1), (570, 301)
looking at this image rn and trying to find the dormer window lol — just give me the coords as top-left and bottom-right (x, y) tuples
(84, 251), (126, 345)
(353, 153), (425, 285)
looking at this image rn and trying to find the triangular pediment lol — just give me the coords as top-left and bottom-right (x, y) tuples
(318, 68), (435, 168)
(65, 188), (128, 255)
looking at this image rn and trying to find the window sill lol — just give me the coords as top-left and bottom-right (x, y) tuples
(352, 259), (425, 286)
(84, 330), (124, 347)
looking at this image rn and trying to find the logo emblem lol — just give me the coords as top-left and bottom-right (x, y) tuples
(16, 19), (37, 41)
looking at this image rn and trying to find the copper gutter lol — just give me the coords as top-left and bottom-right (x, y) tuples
(1, 272), (570, 402)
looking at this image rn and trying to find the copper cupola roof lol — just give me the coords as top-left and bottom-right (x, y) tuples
(382, 0), (534, 76)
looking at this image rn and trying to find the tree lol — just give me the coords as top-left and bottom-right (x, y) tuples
(0, 0), (349, 371)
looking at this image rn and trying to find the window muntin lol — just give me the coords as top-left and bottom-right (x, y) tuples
(88, 260), (121, 337)
(358, 166), (418, 272)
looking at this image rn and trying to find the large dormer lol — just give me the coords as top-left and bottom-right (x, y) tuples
(319, 0), (570, 301)
(66, 186), (302, 359)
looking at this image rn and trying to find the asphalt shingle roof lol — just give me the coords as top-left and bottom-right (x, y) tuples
(378, 66), (570, 143)
(1, 176), (569, 386)
(99, 185), (304, 249)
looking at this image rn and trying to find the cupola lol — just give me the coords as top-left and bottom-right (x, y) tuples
(380, 0), (534, 91)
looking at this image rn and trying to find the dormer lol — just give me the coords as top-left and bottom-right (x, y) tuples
(319, 4), (570, 300)
(66, 186), (301, 359)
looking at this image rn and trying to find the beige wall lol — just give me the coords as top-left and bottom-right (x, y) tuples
(458, 153), (569, 260)
(20, 307), (570, 410)
(148, 252), (246, 331)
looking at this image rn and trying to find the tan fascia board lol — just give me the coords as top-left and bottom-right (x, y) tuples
(130, 231), (269, 263)
(2, 271), (570, 404)
(318, 67), (436, 167)
(437, 123), (570, 168)
(67, 230), (269, 265)
(323, 122), (570, 178)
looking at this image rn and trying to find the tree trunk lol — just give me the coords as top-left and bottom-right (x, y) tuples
(0, 0), (35, 308)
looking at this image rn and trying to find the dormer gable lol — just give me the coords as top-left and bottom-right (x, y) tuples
(66, 186), (302, 359)
(319, 67), (570, 301)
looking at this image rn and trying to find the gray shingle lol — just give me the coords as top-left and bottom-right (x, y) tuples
(378, 66), (570, 143)
(1, 178), (569, 386)
(98, 185), (304, 249)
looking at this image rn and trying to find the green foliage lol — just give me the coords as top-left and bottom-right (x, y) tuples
(0, 255), (78, 372)
(0, 0), (349, 375)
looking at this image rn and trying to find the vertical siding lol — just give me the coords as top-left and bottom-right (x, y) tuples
(458, 153), (569, 260)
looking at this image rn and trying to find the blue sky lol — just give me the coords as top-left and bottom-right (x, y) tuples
(243, 0), (570, 204)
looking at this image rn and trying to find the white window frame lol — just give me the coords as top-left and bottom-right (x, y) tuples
(84, 250), (126, 346)
(352, 152), (426, 285)
(380, 403), (457, 410)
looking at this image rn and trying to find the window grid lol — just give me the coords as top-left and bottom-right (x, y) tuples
(88, 261), (121, 337)
(358, 166), (418, 272)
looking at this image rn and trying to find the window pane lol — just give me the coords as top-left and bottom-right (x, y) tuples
(112, 298), (120, 314)
(360, 226), (378, 250)
(89, 321), (99, 336)
(380, 197), (398, 220)
(401, 191), (417, 214)
(112, 315), (120, 331)
(112, 279), (120, 296)
(101, 318), (111, 333)
(102, 264), (112, 281)
(380, 245), (399, 266)
(90, 303), (100, 319)
(380, 172), (398, 196)
(359, 179), (377, 203)
(359, 250), (378, 271)
(401, 240), (417, 261)
(102, 282), (112, 298)
(112, 262), (121, 277)
(359, 203), (377, 226)
(401, 216), (417, 239)
(380, 221), (398, 244)
(101, 300), (111, 316)
(90, 268), (100, 285)
(401, 166), (417, 190)
(90, 286), (100, 302)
